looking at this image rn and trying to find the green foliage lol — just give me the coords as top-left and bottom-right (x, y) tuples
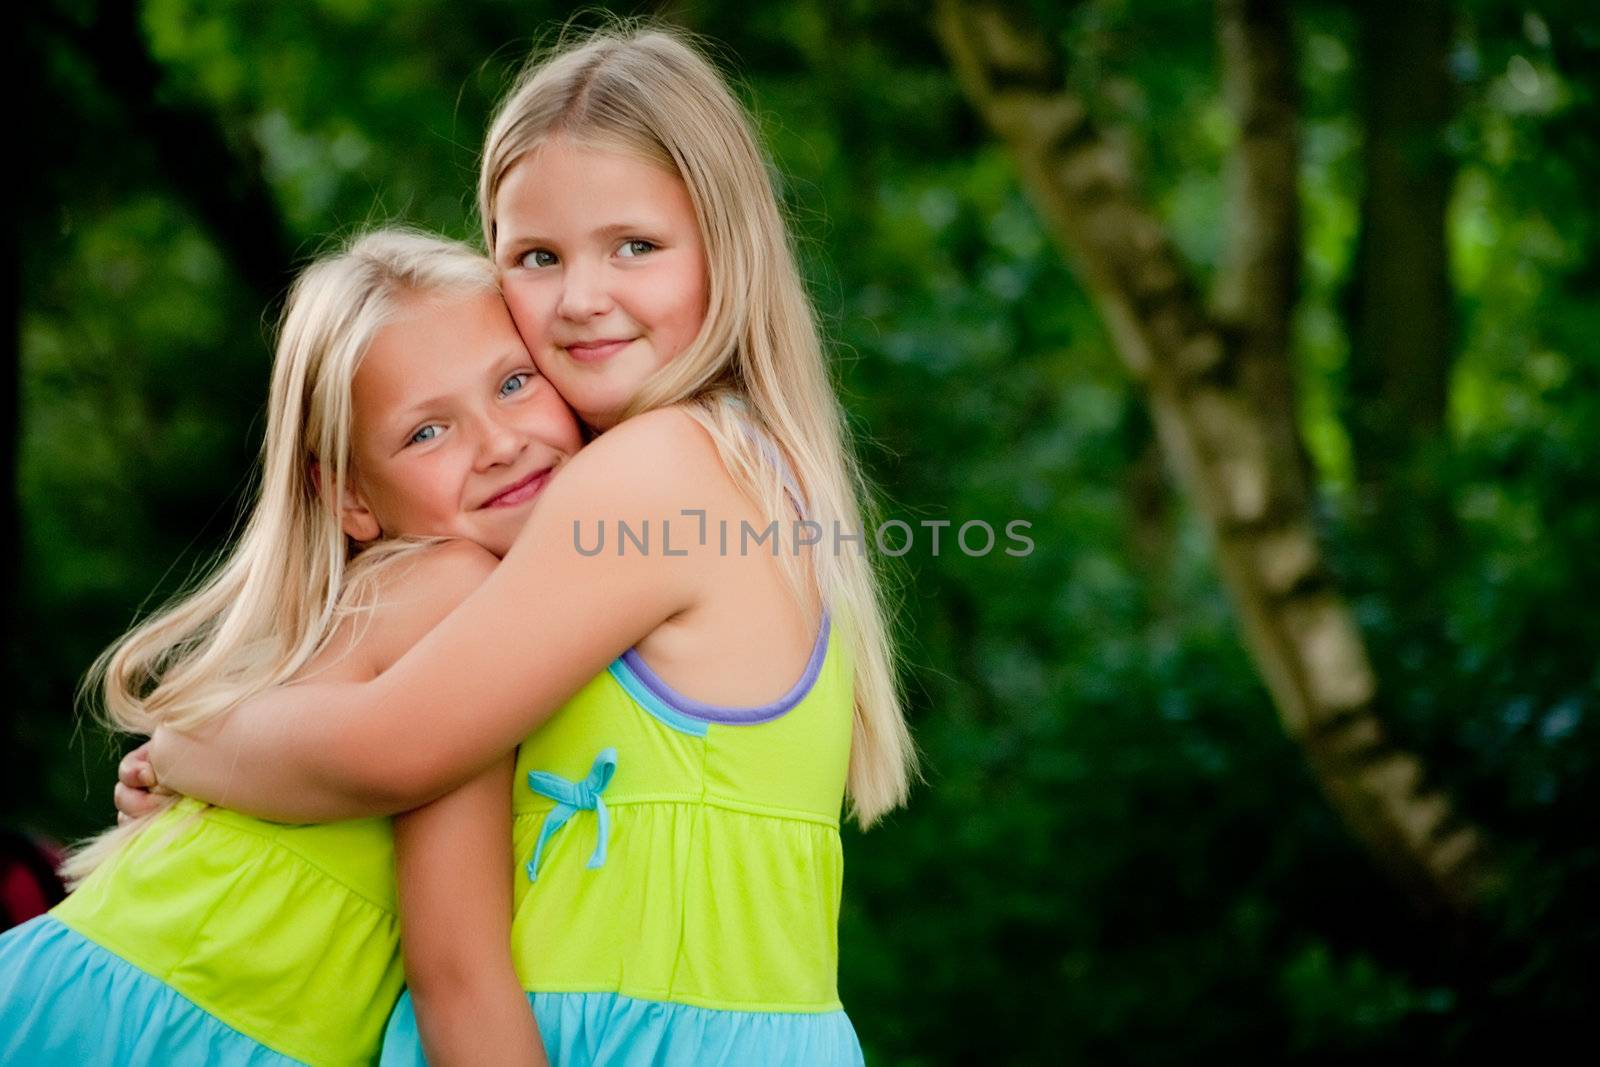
(11, 0), (1598, 1060)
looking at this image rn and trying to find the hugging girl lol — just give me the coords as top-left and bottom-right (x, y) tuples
(1, 23), (913, 1067)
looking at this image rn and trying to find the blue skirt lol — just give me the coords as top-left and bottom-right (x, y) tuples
(380, 988), (866, 1067)
(0, 915), (303, 1066)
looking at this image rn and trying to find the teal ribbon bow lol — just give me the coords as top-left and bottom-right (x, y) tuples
(525, 747), (617, 883)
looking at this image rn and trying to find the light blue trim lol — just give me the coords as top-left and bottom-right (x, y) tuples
(381, 988), (865, 1067)
(0, 916), (305, 1066)
(606, 659), (709, 737)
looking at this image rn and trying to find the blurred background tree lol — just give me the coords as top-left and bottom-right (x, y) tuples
(8, 0), (1597, 1061)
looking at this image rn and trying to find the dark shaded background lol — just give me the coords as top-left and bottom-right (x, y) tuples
(7, 1), (1597, 1061)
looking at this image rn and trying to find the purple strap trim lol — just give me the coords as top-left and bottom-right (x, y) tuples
(618, 610), (831, 725)
(735, 413), (810, 521)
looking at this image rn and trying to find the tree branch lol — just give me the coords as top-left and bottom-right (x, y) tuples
(1215, 0), (1300, 355)
(934, 0), (1496, 918)
(1215, 0), (1309, 510)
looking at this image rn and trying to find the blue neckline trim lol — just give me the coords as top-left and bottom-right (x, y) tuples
(612, 611), (831, 730)
(606, 660), (710, 736)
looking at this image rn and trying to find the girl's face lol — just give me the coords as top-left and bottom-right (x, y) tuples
(493, 138), (710, 431)
(341, 288), (584, 558)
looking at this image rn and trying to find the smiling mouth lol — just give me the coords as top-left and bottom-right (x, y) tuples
(563, 338), (635, 364)
(480, 466), (553, 509)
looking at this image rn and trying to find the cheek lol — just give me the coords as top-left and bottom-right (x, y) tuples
(389, 460), (456, 515)
(683, 259), (710, 337)
(502, 282), (551, 349)
(530, 391), (584, 451)
(657, 267), (709, 350)
(529, 344), (566, 384)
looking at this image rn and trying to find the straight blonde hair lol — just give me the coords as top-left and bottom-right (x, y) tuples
(480, 23), (916, 826)
(62, 230), (498, 884)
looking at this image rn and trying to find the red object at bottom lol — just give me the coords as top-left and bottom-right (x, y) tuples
(0, 831), (66, 932)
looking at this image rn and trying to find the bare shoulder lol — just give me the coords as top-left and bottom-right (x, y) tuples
(569, 406), (720, 486)
(511, 406), (734, 599)
(380, 539), (500, 605)
(554, 406), (725, 503)
(300, 540), (499, 682)
(600, 405), (719, 456)
(365, 539), (499, 637)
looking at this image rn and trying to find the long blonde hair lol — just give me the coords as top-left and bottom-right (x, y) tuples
(63, 229), (501, 884)
(480, 23), (916, 826)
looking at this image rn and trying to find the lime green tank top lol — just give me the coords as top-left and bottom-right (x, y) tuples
(509, 611), (854, 1013)
(53, 799), (402, 1065)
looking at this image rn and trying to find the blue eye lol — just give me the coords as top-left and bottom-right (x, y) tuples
(500, 372), (531, 398)
(618, 239), (656, 258)
(409, 424), (440, 445)
(520, 249), (558, 269)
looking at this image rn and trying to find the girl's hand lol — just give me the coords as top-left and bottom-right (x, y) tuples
(114, 742), (171, 824)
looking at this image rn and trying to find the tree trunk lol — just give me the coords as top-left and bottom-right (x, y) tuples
(10, 1), (299, 812)
(933, 0), (1495, 918)
(1347, 0), (1456, 556)
(1, 122), (21, 819)
(4, 9), (39, 817)
(49, 1), (298, 312)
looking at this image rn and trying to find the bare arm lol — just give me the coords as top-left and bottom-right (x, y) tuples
(149, 537), (505, 820)
(151, 409), (716, 818)
(395, 755), (546, 1067)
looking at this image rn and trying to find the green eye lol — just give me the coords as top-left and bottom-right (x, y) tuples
(619, 239), (656, 257)
(520, 249), (558, 269)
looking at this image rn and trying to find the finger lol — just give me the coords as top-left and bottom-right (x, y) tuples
(126, 782), (158, 816)
(118, 749), (151, 788)
(124, 755), (158, 789)
(114, 781), (161, 819)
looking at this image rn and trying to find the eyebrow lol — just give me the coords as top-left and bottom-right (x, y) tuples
(387, 350), (532, 426)
(501, 221), (665, 248)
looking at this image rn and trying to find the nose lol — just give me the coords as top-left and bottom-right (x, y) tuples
(556, 259), (613, 321)
(472, 411), (525, 472)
